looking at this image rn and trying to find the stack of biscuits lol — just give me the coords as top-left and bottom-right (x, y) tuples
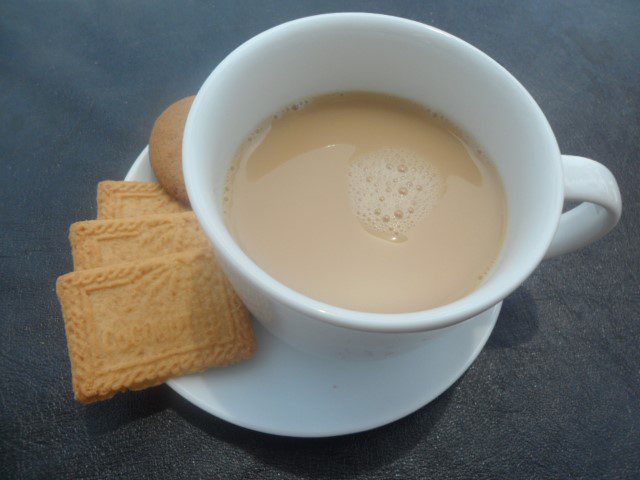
(56, 98), (256, 404)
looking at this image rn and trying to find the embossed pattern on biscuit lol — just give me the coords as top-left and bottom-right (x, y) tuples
(97, 181), (189, 219)
(70, 212), (210, 270)
(56, 248), (256, 404)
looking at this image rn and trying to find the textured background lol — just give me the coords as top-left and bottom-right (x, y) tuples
(1, 1), (639, 479)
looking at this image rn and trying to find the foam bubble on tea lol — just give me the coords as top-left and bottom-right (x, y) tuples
(348, 147), (442, 242)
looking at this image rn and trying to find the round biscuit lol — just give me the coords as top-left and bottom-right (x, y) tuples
(149, 96), (195, 204)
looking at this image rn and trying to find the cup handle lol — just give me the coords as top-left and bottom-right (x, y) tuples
(544, 155), (622, 259)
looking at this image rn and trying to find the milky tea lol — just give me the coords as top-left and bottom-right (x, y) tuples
(223, 92), (506, 313)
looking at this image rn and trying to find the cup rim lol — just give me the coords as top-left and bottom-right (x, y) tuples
(183, 12), (563, 333)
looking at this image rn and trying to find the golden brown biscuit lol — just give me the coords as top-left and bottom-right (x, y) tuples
(70, 212), (210, 270)
(56, 248), (256, 404)
(149, 96), (195, 203)
(97, 181), (189, 219)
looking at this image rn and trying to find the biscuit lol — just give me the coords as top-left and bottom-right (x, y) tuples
(97, 181), (189, 219)
(70, 212), (210, 270)
(149, 96), (195, 204)
(56, 248), (256, 403)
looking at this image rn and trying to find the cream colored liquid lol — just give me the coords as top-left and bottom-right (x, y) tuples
(223, 92), (506, 313)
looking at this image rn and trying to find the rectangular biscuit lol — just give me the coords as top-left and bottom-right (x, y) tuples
(70, 212), (210, 270)
(97, 181), (189, 219)
(56, 248), (256, 404)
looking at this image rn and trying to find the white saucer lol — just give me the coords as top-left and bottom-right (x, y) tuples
(126, 147), (501, 437)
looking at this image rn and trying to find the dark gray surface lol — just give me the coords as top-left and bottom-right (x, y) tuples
(1, 1), (639, 478)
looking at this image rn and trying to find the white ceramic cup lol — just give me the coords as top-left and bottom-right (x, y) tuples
(183, 13), (622, 359)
